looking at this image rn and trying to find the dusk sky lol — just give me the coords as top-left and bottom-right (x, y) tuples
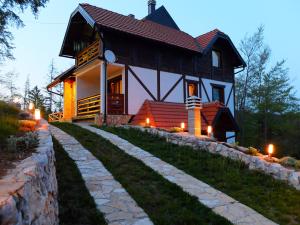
(1, 0), (300, 96)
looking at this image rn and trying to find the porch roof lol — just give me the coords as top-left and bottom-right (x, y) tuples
(47, 66), (76, 89)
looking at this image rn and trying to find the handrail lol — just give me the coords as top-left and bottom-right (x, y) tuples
(76, 41), (100, 67)
(48, 112), (63, 122)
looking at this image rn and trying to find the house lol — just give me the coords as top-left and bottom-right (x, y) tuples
(47, 0), (246, 142)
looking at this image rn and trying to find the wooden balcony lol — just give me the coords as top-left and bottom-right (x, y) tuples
(48, 112), (63, 122)
(76, 41), (100, 67)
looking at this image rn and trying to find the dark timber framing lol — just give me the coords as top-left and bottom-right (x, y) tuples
(161, 75), (184, 102)
(128, 66), (157, 101)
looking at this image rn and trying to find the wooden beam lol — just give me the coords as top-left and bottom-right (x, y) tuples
(161, 75), (183, 102)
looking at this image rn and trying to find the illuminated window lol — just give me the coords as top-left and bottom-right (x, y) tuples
(108, 76), (122, 94)
(187, 81), (198, 97)
(212, 84), (225, 103)
(212, 50), (221, 68)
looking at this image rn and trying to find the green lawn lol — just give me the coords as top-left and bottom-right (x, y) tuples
(53, 137), (107, 225)
(52, 122), (231, 225)
(101, 126), (300, 225)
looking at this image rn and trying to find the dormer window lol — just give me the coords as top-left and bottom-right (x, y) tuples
(212, 50), (221, 68)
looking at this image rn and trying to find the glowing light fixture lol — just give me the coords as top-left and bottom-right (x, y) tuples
(146, 118), (150, 126)
(268, 144), (274, 158)
(29, 102), (34, 110)
(207, 126), (212, 137)
(181, 122), (185, 131)
(34, 109), (41, 121)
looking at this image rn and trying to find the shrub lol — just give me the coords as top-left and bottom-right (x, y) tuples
(170, 127), (182, 133)
(278, 156), (300, 169)
(7, 132), (39, 152)
(19, 120), (36, 132)
(246, 147), (260, 156)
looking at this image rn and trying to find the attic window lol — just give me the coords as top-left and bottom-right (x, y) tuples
(212, 50), (221, 68)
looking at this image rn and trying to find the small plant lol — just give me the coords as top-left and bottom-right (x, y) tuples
(169, 127), (182, 133)
(19, 120), (36, 132)
(7, 132), (38, 152)
(278, 157), (300, 169)
(246, 147), (260, 156)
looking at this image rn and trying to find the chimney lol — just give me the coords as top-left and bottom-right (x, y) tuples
(148, 0), (156, 15)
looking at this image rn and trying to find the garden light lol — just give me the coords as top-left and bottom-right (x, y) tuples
(34, 109), (41, 121)
(146, 117), (150, 126)
(29, 102), (34, 110)
(268, 144), (274, 158)
(181, 122), (185, 130)
(207, 126), (212, 137)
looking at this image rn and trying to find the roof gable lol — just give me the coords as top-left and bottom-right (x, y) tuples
(196, 29), (246, 67)
(144, 6), (180, 31)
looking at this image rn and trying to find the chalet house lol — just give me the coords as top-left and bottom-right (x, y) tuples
(47, 1), (246, 142)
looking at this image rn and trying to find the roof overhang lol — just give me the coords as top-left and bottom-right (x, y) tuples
(47, 66), (76, 89)
(59, 5), (96, 58)
(212, 107), (239, 132)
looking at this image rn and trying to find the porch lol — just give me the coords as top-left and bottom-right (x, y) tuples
(48, 44), (126, 122)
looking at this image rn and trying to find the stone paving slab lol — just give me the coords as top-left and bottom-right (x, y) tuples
(50, 125), (153, 225)
(79, 124), (278, 225)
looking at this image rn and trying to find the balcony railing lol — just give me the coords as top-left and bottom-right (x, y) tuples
(76, 94), (125, 118)
(77, 94), (101, 117)
(48, 112), (63, 122)
(76, 41), (100, 67)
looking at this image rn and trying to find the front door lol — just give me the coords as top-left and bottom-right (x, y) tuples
(107, 76), (124, 115)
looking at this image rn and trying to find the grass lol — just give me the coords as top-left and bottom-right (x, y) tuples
(52, 122), (231, 225)
(0, 101), (20, 148)
(53, 137), (107, 225)
(101, 126), (300, 225)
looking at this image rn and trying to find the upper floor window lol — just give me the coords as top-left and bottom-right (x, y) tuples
(187, 81), (198, 97)
(212, 50), (221, 68)
(212, 84), (225, 103)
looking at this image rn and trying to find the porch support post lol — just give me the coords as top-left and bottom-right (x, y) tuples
(100, 60), (109, 125)
(100, 61), (106, 115)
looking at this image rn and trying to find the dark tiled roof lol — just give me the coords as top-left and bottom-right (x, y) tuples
(80, 4), (201, 52)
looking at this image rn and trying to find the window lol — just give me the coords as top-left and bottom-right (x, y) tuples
(212, 84), (225, 103)
(212, 50), (221, 68)
(187, 81), (198, 97)
(108, 76), (122, 94)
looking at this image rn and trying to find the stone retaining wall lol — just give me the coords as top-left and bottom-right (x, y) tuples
(124, 125), (300, 191)
(0, 120), (58, 225)
(95, 114), (132, 126)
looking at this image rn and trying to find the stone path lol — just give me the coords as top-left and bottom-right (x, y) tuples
(78, 124), (278, 225)
(50, 125), (153, 225)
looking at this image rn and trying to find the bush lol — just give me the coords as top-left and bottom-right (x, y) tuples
(246, 147), (260, 156)
(0, 102), (20, 148)
(278, 157), (300, 169)
(19, 120), (36, 132)
(7, 132), (39, 152)
(170, 127), (182, 133)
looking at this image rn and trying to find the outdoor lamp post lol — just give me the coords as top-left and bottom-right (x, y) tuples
(146, 118), (150, 127)
(207, 125), (213, 137)
(181, 122), (185, 131)
(34, 109), (41, 121)
(268, 144), (274, 158)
